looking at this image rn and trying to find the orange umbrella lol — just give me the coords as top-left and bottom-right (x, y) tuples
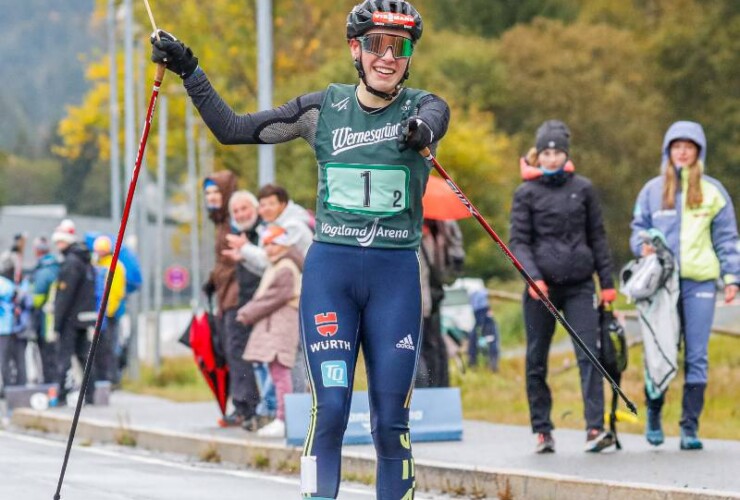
(422, 174), (472, 220)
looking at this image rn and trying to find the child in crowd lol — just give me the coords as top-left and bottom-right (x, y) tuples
(237, 225), (303, 438)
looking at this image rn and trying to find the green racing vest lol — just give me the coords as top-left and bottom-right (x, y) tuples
(314, 84), (431, 249)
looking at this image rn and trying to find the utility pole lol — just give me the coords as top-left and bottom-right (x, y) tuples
(186, 102), (201, 309)
(154, 96), (167, 372)
(198, 129), (215, 274)
(123, 0), (139, 380)
(136, 38), (154, 367)
(257, 0), (275, 186)
(124, 0), (134, 199)
(108, 0), (121, 221)
(136, 39), (151, 317)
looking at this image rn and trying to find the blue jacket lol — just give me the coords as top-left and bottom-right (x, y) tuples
(469, 289), (490, 312)
(11, 279), (33, 335)
(630, 121), (740, 285)
(0, 276), (14, 335)
(32, 253), (60, 308)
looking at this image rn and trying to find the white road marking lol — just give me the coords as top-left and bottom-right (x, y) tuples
(1, 431), (376, 497)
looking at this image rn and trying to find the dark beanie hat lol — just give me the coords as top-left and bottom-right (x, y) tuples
(535, 120), (570, 154)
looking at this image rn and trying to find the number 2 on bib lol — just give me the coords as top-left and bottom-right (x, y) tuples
(325, 163), (409, 216)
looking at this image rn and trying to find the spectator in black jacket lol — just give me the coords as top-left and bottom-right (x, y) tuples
(51, 220), (97, 405)
(509, 120), (617, 454)
(220, 190), (263, 431)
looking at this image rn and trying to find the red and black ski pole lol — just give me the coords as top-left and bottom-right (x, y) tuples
(420, 147), (637, 415)
(53, 60), (166, 500)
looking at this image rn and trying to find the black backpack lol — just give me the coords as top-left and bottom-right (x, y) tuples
(599, 305), (628, 449)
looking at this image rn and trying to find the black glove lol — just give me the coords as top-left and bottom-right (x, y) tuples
(397, 117), (434, 152)
(202, 280), (216, 298)
(150, 29), (199, 79)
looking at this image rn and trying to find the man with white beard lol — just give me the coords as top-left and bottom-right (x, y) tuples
(219, 190), (263, 431)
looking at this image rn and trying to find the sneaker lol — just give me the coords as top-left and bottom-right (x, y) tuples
(241, 415), (259, 432)
(585, 429), (616, 453)
(256, 414), (275, 430)
(257, 418), (285, 438)
(535, 432), (555, 454)
(218, 411), (245, 428)
(679, 429), (703, 450)
(646, 406), (664, 446)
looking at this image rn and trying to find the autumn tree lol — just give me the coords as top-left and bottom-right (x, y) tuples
(53, 0), (737, 281)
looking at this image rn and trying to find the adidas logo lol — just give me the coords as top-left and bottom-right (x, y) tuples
(396, 334), (415, 351)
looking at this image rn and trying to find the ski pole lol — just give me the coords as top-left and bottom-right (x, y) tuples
(420, 147), (637, 415)
(53, 4), (165, 499)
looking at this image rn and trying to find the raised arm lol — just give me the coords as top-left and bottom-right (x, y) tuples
(185, 72), (324, 147)
(151, 29), (324, 147)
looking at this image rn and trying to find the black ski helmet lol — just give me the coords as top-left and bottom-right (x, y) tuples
(347, 0), (423, 42)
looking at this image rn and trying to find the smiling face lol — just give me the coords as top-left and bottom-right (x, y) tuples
(669, 140), (699, 168)
(537, 148), (568, 171)
(258, 194), (287, 223)
(231, 196), (256, 226)
(350, 27), (412, 99)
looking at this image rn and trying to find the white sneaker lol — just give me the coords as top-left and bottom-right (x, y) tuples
(257, 418), (285, 438)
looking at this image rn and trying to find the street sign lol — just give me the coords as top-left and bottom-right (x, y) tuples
(164, 265), (189, 292)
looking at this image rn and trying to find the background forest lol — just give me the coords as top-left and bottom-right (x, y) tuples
(1, 0), (738, 278)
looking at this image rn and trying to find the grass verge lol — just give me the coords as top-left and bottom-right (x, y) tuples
(122, 357), (214, 402)
(123, 335), (739, 440)
(456, 334), (740, 439)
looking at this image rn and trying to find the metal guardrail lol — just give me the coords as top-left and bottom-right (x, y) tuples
(488, 288), (740, 339)
(616, 307), (739, 339)
(487, 289), (522, 302)
(711, 326), (740, 337)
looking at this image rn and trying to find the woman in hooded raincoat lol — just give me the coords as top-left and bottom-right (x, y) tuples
(630, 121), (740, 450)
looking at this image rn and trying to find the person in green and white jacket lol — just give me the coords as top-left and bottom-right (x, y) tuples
(630, 120), (739, 451)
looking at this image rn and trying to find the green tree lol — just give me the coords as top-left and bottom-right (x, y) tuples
(420, 0), (578, 38)
(0, 154), (63, 206)
(0, 149), (7, 205)
(52, 57), (112, 215)
(435, 108), (518, 280)
(61, 0), (740, 285)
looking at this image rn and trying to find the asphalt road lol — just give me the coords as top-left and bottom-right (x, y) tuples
(0, 431), (377, 500)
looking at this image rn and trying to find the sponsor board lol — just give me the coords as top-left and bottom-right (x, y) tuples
(285, 388), (463, 446)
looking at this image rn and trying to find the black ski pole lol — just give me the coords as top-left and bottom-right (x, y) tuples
(420, 147), (637, 415)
